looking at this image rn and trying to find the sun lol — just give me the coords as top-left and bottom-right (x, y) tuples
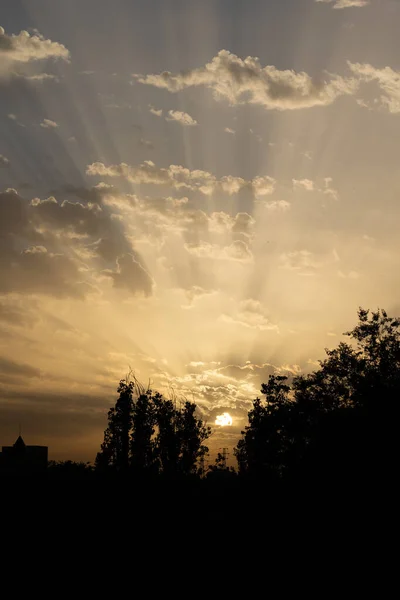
(215, 413), (233, 426)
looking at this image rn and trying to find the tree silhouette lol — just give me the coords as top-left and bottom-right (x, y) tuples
(235, 375), (293, 478)
(235, 307), (400, 482)
(95, 380), (134, 471)
(96, 379), (211, 478)
(130, 390), (156, 473)
(152, 395), (211, 477)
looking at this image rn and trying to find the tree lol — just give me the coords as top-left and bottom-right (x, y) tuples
(130, 391), (156, 473)
(153, 396), (211, 477)
(234, 375), (293, 478)
(96, 379), (211, 478)
(95, 380), (134, 471)
(234, 308), (400, 481)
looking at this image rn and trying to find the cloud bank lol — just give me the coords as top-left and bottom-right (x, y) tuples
(135, 49), (358, 110)
(0, 25), (70, 78)
(87, 160), (276, 197)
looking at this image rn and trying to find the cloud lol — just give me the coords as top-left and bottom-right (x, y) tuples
(280, 249), (339, 274)
(135, 49), (358, 111)
(8, 113), (25, 127)
(0, 187), (143, 297)
(348, 62), (400, 113)
(24, 72), (59, 83)
(231, 212), (255, 237)
(149, 106), (163, 117)
(0, 243), (88, 298)
(315, 0), (369, 8)
(40, 118), (58, 129)
(61, 182), (117, 204)
(30, 192), (133, 260)
(0, 300), (33, 327)
(293, 178), (314, 192)
(87, 160), (276, 198)
(0, 154), (10, 167)
(224, 127), (235, 134)
(261, 200), (291, 211)
(184, 239), (253, 262)
(220, 299), (279, 332)
(139, 138), (154, 149)
(323, 177), (339, 201)
(0, 25), (70, 78)
(0, 356), (42, 382)
(166, 109), (198, 126)
(103, 253), (154, 296)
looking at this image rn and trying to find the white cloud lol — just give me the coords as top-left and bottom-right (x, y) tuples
(349, 62), (400, 113)
(166, 109), (198, 126)
(184, 240), (253, 262)
(135, 49), (358, 111)
(87, 160), (276, 198)
(224, 127), (235, 134)
(261, 200), (291, 211)
(149, 105), (163, 117)
(24, 73), (58, 83)
(323, 177), (339, 201)
(40, 118), (58, 129)
(0, 25), (70, 78)
(315, 0), (369, 8)
(293, 178), (314, 192)
(0, 154), (10, 167)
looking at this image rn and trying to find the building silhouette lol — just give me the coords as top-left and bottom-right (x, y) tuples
(0, 435), (48, 474)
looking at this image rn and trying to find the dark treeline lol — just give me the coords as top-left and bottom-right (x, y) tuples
(2, 307), (400, 510)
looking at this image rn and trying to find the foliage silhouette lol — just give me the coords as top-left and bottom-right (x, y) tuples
(235, 307), (400, 485)
(96, 377), (211, 478)
(95, 380), (134, 471)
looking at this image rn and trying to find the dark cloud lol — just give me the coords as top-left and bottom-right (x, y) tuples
(104, 254), (154, 296)
(0, 187), (155, 298)
(0, 245), (88, 298)
(60, 182), (117, 204)
(34, 189), (133, 260)
(0, 188), (29, 235)
(0, 355), (42, 381)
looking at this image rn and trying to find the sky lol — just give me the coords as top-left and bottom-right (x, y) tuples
(1, 0), (400, 463)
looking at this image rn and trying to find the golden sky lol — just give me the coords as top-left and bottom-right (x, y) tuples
(1, 0), (400, 462)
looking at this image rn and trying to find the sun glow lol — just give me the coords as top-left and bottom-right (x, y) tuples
(215, 413), (233, 427)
